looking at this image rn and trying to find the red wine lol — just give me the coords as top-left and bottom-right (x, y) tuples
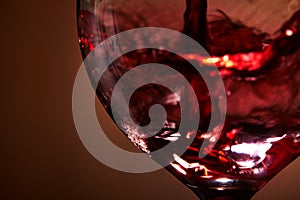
(78, 7), (300, 199)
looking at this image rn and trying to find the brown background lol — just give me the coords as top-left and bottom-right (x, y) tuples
(0, 0), (299, 199)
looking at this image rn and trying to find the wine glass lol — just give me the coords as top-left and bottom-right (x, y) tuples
(75, 0), (300, 199)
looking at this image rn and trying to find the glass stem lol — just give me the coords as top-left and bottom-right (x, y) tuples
(190, 187), (257, 200)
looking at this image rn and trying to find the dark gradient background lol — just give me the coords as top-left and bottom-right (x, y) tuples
(0, 0), (299, 199)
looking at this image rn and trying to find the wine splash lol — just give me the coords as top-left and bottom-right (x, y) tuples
(77, 1), (300, 199)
